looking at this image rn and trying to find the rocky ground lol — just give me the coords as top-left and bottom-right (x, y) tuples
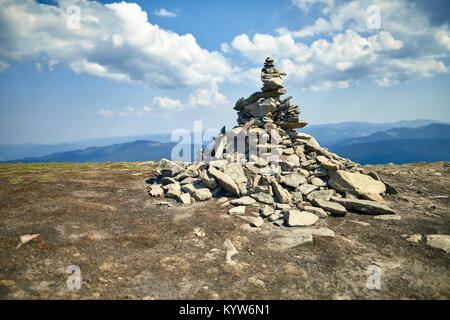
(0, 161), (449, 300)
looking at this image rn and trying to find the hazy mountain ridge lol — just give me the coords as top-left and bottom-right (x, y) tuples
(9, 140), (177, 163)
(5, 121), (450, 164)
(330, 123), (450, 148)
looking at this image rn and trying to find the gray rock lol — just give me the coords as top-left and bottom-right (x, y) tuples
(330, 197), (395, 215)
(328, 170), (386, 197)
(223, 163), (248, 196)
(158, 158), (183, 178)
(303, 206), (328, 218)
(269, 211), (282, 222)
(405, 234), (422, 243)
(268, 234), (313, 250)
(208, 167), (240, 196)
(297, 183), (319, 195)
(179, 177), (198, 185)
(178, 193), (191, 204)
(181, 183), (212, 201)
(230, 196), (256, 206)
(250, 192), (274, 204)
(165, 182), (181, 199)
(228, 206), (246, 215)
(217, 197), (229, 204)
(244, 98), (277, 118)
(291, 191), (303, 203)
(260, 205), (275, 217)
(310, 177), (327, 187)
(313, 166), (328, 177)
(190, 188), (212, 201)
(276, 203), (291, 210)
(312, 198), (347, 216)
(285, 209), (319, 227)
(280, 173), (306, 188)
(271, 180), (291, 204)
(306, 189), (334, 202)
(283, 147), (294, 155)
(240, 216), (264, 227)
(425, 235), (450, 253)
(148, 184), (164, 197)
(262, 77), (284, 90)
(199, 170), (217, 189)
(175, 169), (199, 181)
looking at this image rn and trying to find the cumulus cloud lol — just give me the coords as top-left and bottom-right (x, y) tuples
(224, 0), (449, 90)
(188, 82), (228, 107)
(153, 96), (183, 110)
(154, 8), (178, 18)
(0, 0), (235, 96)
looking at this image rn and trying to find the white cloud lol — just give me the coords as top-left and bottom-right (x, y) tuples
(436, 29), (450, 50)
(154, 8), (178, 18)
(188, 82), (228, 107)
(221, 42), (232, 53)
(98, 109), (115, 117)
(375, 77), (399, 87)
(291, 0), (335, 14)
(153, 96), (183, 110)
(0, 60), (10, 72)
(0, 0), (235, 94)
(47, 59), (58, 71)
(224, 0), (449, 90)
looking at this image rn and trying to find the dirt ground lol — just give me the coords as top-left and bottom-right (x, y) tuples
(0, 161), (448, 300)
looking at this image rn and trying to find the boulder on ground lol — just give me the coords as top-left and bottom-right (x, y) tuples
(285, 209), (319, 227)
(330, 197), (395, 215)
(328, 170), (386, 198)
(208, 167), (240, 196)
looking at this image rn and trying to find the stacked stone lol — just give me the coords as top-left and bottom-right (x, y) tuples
(147, 58), (399, 229)
(233, 57), (307, 131)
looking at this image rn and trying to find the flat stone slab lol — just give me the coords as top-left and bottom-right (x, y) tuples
(267, 234), (313, 250)
(285, 210), (319, 227)
(312, 198), (347, 216)
(276, 120), (308, 129)
(250, 192), (274, 204)
(228, 206), (246, 215)
(229, 196), (256, 206)
(426, 234), (450, 253)
(328, 170), (386, 197)
(264, 227), (334, 250)
(331, 197), (395, 215)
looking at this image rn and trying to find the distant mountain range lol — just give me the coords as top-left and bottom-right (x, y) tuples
(302, 119), (448, 147)
(327, 123), (450, 164)
(1, 119), (445, 161)
(3, 120), (450, 165)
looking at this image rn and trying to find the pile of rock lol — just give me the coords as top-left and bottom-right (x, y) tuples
(233, 57), (307, 130)
(147, 57), (398, 228)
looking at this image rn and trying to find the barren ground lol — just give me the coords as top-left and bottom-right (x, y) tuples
(0, 161), (449, 300)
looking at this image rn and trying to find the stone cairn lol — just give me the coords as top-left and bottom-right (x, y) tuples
(147, 57), (397, 228)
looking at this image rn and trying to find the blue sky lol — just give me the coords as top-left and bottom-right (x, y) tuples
(0, 0), (449, 144)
